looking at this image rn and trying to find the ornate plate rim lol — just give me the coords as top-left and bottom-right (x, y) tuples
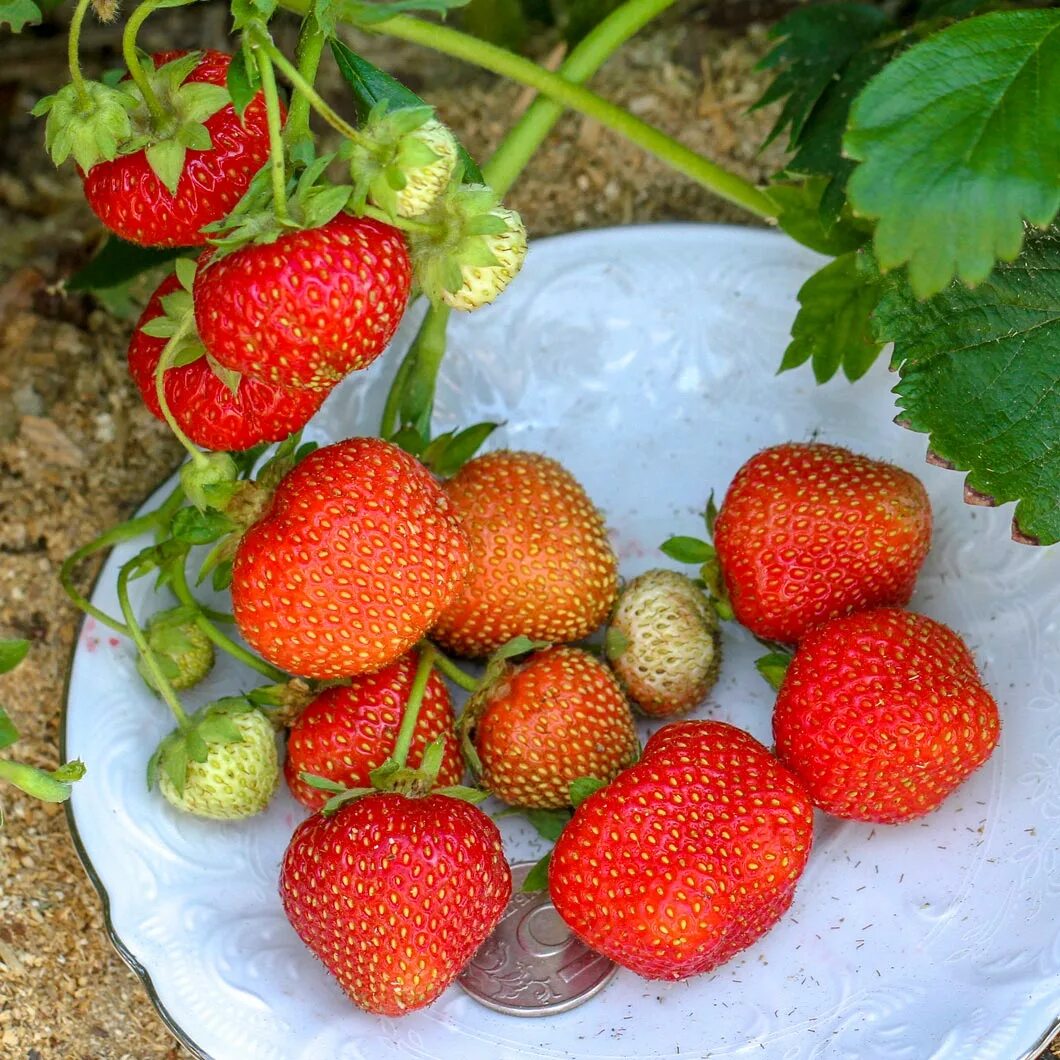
(59, 223), (1060, 1060)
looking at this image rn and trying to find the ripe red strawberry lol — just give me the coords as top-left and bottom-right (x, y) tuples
(280, 791), (511, 1015)
(713, 443), (932, 644)
(549, 719), (814, 981)
(82, 51), (275, 247)
(773, 608), (1000, 823)
(432, 451), (618, 657)
(231, 438), (470, 680)
(128, 273), (327, 452)
(284, 651), (463, 811)
(193, 213), (412, 391)
(463, 646), (638, 809)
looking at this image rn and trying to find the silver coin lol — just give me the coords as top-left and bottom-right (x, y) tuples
(457, 860), (618, 1016)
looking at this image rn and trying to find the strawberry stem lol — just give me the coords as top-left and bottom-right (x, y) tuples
(168, 551), (287, 682)
(251, 42), (291, 225)
(60, 484), (185, 635)
(427, 644), (480, 692)
(284, 14), (326, 152)
(117, 555), (191, 728)
(390, 645), (437, 768)
(379, 303), (450, 439)
(153, 312), (210, 470)
(67, 0), (94, 106)
(121, 0), (168, 127)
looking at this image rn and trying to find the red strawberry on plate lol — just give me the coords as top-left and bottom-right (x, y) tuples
(284, 650), (463, 811)
(549, 719), (814, 980)
(773, 607), (1000, 823)
(231, 438), (470, 680)
(128, 271), (327, 452)
(713, 442), (932, 644)
(82, 51), (276, 247)
(280, 791), (511, 1016)
(194, 212), (412, 391)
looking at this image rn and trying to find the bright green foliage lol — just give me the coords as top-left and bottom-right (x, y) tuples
(780, 252), (884, 383)
(768, 179), (869, 257)
(876, 229), (1060, 544)
(845, 10), (1060, 297)
(0, 0), (41, 31)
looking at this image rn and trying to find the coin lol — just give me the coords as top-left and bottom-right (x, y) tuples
(457, 860), (618, 1016)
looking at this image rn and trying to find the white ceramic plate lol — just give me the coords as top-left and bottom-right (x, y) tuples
(63, 226), (1060, 1060)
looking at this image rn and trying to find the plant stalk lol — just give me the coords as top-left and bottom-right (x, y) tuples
(285, 14), (328, 148)
(153, 313), (209, 469)
(428, 644), (479, 692)
(253, 42), (291, 222)
(122, 0), (169, 126)
(390, 645), (437, 768)
(67, 0), (94, 105)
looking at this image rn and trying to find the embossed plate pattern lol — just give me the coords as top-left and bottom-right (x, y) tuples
(64, 226), (1060, 1060)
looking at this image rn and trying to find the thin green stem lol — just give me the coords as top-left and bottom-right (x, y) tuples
(122, 0), (168, 126)
(253, 44), (291, 223)
(154, 313), (209, 469)
(67, 0), (94, 105)
(427, 644), (479, 692)
(285, 15), (327, 148)
(484, 0), (678, 198)
(60, 485), (185, 635)
(169, 554), (287, 681)
(391, 645), (437, 767)
(117, 557), (190, 728)
(364, 15), (775, 219)
(252, 30), (363, 144)
(379, 343), (417, 440)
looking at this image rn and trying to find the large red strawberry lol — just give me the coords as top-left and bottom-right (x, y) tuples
(549, 719), (814, 980)
(280, 791), (511, 1016)
(713, 443), (932, 644)
(127, 272), (327, 452)
(231, 438), (470, 680)
(432, 451), (618, 657)
(285, 650), (463, 811)
(462, 646), (638, 809)
(773, 608), (1000, 823)
(82, 51), (275, 247)
(193, 213), (412, 391)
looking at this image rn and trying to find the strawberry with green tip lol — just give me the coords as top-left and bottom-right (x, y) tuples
(549, 719), (814, 980)
(461, 645), (638, 809)
(606, 568), (720, 717)
(772, 607), (1000, 823)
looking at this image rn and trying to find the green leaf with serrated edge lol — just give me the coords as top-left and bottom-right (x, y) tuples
(874, 228), (1060, 545)
(755, 652), (792, 692)
(780, 252), (884, 384)
(0, 708), (20, 751)
(755, 2), (890, 148)
(171, 507), (234, 545)
(525, 807), (570, 841)
(660, 536), (714, 565)
(227, 46), (258, 117)
(69, 238), (191, 293)
(521, 850), (551, 893)
(434, 785), (489, 803)
(0, 639), (29, 676)
(330, 40), (484, 184)
(768, 179), (869, 258)
(145, 139), (186, 197)
(301, 772), (347, 793)
(569, 776), (605, 808)
(0, 0), (41, 31)
(846, 10), (1060, 298)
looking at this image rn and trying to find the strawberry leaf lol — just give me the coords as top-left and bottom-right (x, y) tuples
(171, 507), (235, 545)
(520, 850), (551, 893)
(845, 10), (1060, 298)
(755, 651), (792, 691)
(0, 0), (42, 31)
(660, 536), (714, 565)
(0, 639), (29, 676)
(525, 807), (570, 841)
(780, 251), (885, 383)
(768, 178), (869, 257)
(68, 237), (190, 293)
(0, 708), (20, 751)
(227, 45), (260, 117)
(569, 776), (605, 808)
(875, 228), (1060, 544)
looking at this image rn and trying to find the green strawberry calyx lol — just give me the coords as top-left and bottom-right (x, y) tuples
(136, 604), (214, 694)
(32, 79), (138, 173)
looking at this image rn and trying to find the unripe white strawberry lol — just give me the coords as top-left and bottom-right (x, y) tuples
(605, 569), (720, 717)
(156, 707), (279, 820)
(137, 606), (214, 693)
(442, 206), (528, 312)
(395, 118), (459, 219)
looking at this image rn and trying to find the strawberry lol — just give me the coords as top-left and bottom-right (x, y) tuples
(231, 437), (470, 680)
(605, 568), (720, 717)
(155, 705), (279, 821)
(81, 51), (276, 247)
(713, 443), (932, 644)
(193, 213), (412, 392)
(432, 451), (618, 657)
(280, 791), (511, 1015)
(136, 605), (213, 693)
(772, 608), (1000, 823)
(284, 650), (463, 811)
(548, 719), (814, 980)
(128, 272), (328, 452)
(462, 646), (638, 809)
